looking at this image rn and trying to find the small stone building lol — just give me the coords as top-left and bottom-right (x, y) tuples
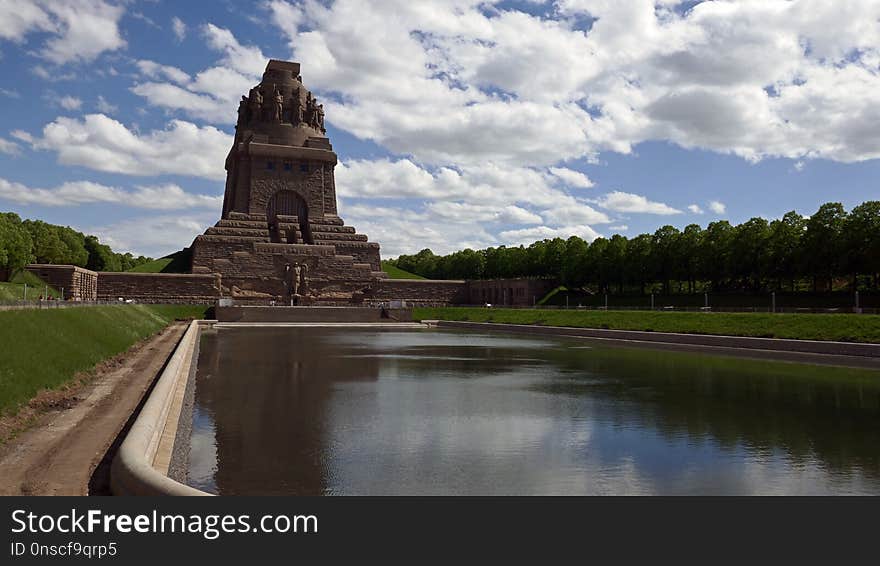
(466, 279), (558, 306)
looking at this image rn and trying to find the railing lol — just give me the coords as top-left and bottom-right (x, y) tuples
(0, 299), (135, 311)
(452, 304), (879, 315)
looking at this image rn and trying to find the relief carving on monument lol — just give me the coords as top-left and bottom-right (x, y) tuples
(272, 85), (284, 122)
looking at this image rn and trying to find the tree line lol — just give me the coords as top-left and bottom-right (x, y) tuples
(390, 201), (880, 293)
(0, 212), (153, 275)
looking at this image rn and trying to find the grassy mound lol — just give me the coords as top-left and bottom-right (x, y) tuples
(0, 270), (61, 301)
(382, 261), (425, 279)
(0, 304), (208, 416)
(413, 307), (880, 344)
(127, 248), (192, 273)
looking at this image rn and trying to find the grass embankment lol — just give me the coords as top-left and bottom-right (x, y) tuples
(381, 261), (425, 279)
(127, 248), (192, 273)
(413, 307), (880, 344)
(0, 271), (61, 301)
(0, 304), (208, 417)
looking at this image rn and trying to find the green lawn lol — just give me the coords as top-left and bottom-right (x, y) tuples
(0, 271), (61, 301)
(0, 304), (209, 417)
(382, 261), (425, 279)
(413, 307), (880, 344)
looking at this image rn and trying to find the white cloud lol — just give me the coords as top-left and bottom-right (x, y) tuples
(596, 191), (681, 215)
(708, 200), (727, 214)
(9, 129), (33, 144)
(0, 88), (20, 98)
(687, 204), (704, 214)
(609, 225), (629, 232)
(135, 60), (190, 85)
(171, 16), (187, 42)
(58, 95), (82, 110)
(28, 114), (232, 180)
(95, 95), (117, 114)
(259, 0), (880, 165)
(333, 157), (612, 255)
(87, 213), (216, 257)
(131, 27), (264, 123)
(0, 138), (20, 156)
(549, 167), (595, 189)
(1, 0), (127, 64)
(0, 177), (222, 210)
(499, 225), (601, 246)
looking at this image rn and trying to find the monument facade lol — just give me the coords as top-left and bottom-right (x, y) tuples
(190, 60), (385, 304)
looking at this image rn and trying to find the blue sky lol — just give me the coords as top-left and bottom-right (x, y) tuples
(1, 0), (878, 257)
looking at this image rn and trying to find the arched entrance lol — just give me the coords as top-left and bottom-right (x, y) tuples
(266, 190), (312, 244)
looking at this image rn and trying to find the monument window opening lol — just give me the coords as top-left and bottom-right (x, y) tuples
(267, 189), (313, 245)
(300, 163), (309, 172)
(283, 161), (292, 171)
(266, 161), (275, 170)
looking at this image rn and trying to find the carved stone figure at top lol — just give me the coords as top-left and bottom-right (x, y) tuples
(248, 87), (263, 117)
(291, 86), (303, 124)
(315, 103), (325, 132)
(272, 85), (284, 122)
(237, 96), (250, 128)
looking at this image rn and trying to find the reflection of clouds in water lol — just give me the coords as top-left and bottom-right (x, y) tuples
(187, 406), (218, 493)
(191, 327), (880, 495)
(326, 330), (556, 351)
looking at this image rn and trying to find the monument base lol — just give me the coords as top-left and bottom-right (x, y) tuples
(214, 305), (413, 323)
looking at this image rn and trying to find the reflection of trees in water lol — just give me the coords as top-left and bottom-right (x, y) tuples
(538, 344), (880, 479)
(194, 328), (380, 495)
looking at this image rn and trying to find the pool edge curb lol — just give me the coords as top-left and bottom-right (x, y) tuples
(110, 319), (214, 496)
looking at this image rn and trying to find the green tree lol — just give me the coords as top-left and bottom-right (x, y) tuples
(677, 224), (703, 293)
(700, 221), (734, 291)
(624, 233), (653, 294)
(730, 217), (770, 290)
(0, 212), (34, 275)
(844, 201), (880, 289)
(767, 211), (806, 291)
(85, 235), (122, 272)
(560, 236), (589, 288)
(803, 202), (847, 291)
(650, 225), (681, 294)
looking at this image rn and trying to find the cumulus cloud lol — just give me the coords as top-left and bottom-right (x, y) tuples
(131, 26), (265, 123)
(95, 95), (117, 114)
(687, 204), (704, 214)
(595, 191), (681, 215)
(87, 213), (217, 257)
(708, 200), (727, 214)
(171, 16), (186, 42)
(58, 95), (82, 110)
(0, 177), (222, 209)
(549, 167), (595, 189)
(256, 0), (880, 165)
(499, 225), (601, 246)
(25, 114), (232, 180)
(0, 138), (20, 156)
(0, 0), (127, 64)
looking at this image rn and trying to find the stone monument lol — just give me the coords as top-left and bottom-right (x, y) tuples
(191, 59), (385, 304)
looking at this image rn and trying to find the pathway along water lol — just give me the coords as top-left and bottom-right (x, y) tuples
(186, 326), (880, 495)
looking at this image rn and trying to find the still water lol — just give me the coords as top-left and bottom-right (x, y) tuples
(187, 327), (880, 495)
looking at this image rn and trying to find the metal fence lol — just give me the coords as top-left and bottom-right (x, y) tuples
(454, 304), (879, 315)
(0, 300), (132, 311)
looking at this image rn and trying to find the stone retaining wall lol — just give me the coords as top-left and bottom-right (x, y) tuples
(25, 264), (98, 300)
(97, 272), (221, 304)
(372, 279), (467, 305)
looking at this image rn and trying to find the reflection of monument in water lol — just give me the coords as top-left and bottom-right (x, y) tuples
(191, 59), (386, 304)
(195, 328), (381, 495)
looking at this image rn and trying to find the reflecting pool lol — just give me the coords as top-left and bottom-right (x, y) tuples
(187, 327), (880, 495)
